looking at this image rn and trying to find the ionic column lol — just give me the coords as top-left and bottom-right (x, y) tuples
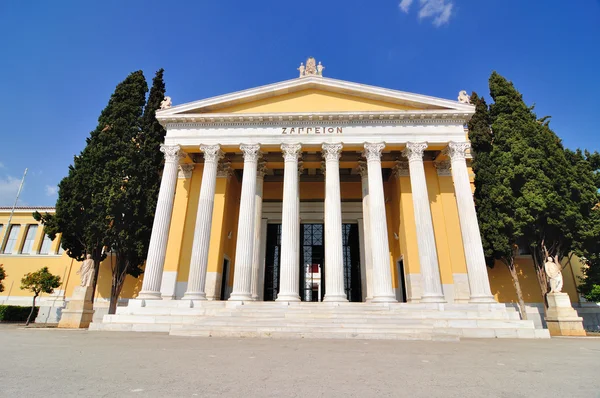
(183, 145), (223, 300)
(402, 142), (445, 303)
(230, 144), (261, 301)
(277, 143), (302, 302)
(138, 145), (186, 300)
(322, 143), (347, 302)
(358, 161), (374, 302)
(251, 162), (267, 300)
(363, 143), (397, 303)
(446, 142), (495, 303)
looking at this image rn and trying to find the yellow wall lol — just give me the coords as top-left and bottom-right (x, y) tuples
(222, 176), (242, 287)
(0, 211), (141, 302)
(263, 181), (361, 201)
(205, 89), (420, 114)
(175, 166), (203, 282)
(488, 256), (581, 304)
(164, 173), (195, 277)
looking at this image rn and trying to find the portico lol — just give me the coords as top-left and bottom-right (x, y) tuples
(93, 59), (544, 339)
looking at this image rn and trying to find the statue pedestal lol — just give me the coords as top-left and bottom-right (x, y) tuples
(58, 286), (95, 329)
(545, 293), (586, 336)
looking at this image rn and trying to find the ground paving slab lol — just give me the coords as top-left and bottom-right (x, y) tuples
(0, 325), (597, 398)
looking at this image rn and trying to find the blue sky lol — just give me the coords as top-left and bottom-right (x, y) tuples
(0, 0), (599, 206)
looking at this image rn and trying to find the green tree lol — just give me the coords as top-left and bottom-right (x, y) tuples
(0, 264), (6, 293)
(481, 72), (600, 307)
(569, 151), (600, 302)
(35, 71), (149, 313)
(20, 267), (61, 325)
(102, 69), (167, 314)
(468, 91), (528, 319)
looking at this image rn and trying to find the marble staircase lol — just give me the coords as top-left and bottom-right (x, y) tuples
(89, 301), (550, 341)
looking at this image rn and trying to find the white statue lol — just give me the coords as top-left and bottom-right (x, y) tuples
(297, 62), (305, 77)
(457, 90), (470, 104)
(77, 254), (95, 287)
(317, 61), (324, 76)
(160, 96), (172, 109)
(305, 57), (317, 76)
(544, 256), (563, 293)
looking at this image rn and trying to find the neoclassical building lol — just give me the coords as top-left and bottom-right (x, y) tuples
(133, 60), (493, 307)
(2, 59), (595, 337)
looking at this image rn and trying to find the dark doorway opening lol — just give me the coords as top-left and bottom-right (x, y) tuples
(301, 224), (324, 302)
(397, 258), (407, 303)
(342, 223), (362, 302)
(263, 222), (363, 302)
(263, 224), (282, 301)
(220, 257), (231, 301)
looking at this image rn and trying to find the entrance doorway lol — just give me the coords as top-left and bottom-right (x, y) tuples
(263, 222), (362, 302)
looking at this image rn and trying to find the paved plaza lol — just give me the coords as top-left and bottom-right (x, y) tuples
(0, 326), (598, 397)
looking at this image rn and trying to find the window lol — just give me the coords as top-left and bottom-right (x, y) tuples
(20, 225), (38, 254)
(39, 234), (53, 255)
(57, 237), (65, 255)
(3, 225), (21, 254)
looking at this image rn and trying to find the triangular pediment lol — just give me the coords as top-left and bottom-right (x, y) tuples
(157, 76), (473, 118)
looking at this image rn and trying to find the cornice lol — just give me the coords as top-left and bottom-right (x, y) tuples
(161, 110), (471, 129)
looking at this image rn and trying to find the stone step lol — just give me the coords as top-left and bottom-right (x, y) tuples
(115, 306), (517, 320)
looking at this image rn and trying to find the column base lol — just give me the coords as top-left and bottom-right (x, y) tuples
(137, 291), (162, 300)
(182, 292), (207, 301)
(229, 292), (253, 301)
(371, 294), (398, 303)
(323, 294), (348, 303)
(276, 293), (301, 302)
(469, 295), (496, 304)
(420, 294), (446, 303)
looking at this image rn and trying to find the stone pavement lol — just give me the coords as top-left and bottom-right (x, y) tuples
(0, 325), (598, 398)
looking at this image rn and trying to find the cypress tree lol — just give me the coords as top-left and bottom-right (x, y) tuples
(469, 91), (528, 319)
(482, 72), (599, 307)
(36, 71), (148, 308)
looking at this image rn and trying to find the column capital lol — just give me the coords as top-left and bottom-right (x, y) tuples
(240, 144), (261, 162)
(257, 161), (268, 178)
(322, 143), (343, 161)
(178, 164), (195, 179)
(445, 141), (471, 161)
(434, 160), (452, 176)
(216, 161), (233, 178)
(160, 144), (186, 163)
(357, 161), (368, 178)
(363, 142), (385, 161)
(403, 142), (428, 162)
(281, 143), (302, 161)
(392, 161), (410, 178)
(200, 144), (224, 163)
